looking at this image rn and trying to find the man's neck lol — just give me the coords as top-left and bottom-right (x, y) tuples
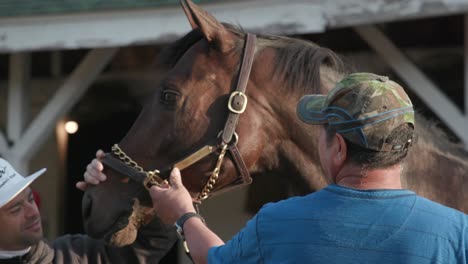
(335, 163), (403, 190)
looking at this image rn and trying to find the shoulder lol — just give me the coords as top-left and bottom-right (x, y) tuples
(412, 195), (468, 221)
(407, 195), (468, 240)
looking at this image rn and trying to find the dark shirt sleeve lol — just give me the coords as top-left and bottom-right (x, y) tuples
(49, 216), (178, 263)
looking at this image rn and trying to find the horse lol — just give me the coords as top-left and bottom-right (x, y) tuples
(81, 0), (468, 259)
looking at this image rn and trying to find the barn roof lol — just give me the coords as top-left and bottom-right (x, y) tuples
(2, 0), (468, 53)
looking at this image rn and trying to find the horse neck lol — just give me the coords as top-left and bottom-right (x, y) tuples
(250, 81), (332, 193)
(256, 115), (328, 194)
(276, 118), (328, 192)
(402, 119), (468, 213)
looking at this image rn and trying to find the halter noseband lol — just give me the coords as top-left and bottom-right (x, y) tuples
(101, 33), (256, 201)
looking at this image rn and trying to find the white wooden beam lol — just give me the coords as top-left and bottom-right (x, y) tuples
(11, 48), (118, 162)
(5, 53), (31, 170)
(354, 25), (468, 147)
(7, 53), (30, 143)
(3, 0), (468, 53)
(0, 1), (324, 53)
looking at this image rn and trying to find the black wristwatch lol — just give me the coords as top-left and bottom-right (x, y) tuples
(174, 212), (205, 237)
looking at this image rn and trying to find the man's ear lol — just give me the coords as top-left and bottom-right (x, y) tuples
(334, 133), (347, 166)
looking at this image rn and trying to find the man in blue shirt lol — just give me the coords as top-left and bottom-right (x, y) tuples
(116, 72), (468, 263)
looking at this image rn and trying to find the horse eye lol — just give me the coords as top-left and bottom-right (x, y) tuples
(160, 90), (181, 105)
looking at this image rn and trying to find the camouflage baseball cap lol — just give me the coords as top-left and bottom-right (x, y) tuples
(297, 72), (415, 151)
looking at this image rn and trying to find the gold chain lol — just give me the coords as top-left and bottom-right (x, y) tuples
(198, 144), (228, 201)
(111, 144), (162, 188)
(112, 144), (145, 172)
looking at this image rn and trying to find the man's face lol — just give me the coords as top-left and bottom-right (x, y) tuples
(0, 187), (43, 250)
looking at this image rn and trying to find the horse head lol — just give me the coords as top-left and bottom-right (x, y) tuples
(82, 0), (345, 246)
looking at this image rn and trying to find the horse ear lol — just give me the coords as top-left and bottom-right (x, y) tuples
(180, 0), (236, 53)
(180, 0), (198, 29)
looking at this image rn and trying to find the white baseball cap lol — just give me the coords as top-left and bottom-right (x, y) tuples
(0, 158), (46, 209)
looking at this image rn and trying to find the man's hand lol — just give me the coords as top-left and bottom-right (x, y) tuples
(151, 168), (224, 264)
(149, 168), (196, 225)
(76, 149), (107, 191)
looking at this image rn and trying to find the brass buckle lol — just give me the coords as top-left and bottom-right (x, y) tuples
(228, 91), (248, 114)
(143, 170), (166, 190)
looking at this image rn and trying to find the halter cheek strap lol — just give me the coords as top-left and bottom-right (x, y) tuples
(222, 33), (257, 144)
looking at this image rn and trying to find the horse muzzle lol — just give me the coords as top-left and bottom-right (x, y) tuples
(82, 189), (133, 242)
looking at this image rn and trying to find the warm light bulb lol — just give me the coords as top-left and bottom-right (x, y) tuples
(64, 121), (79, 134)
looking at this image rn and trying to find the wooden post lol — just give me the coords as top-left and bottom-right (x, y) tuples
(11, 48), (118, 163)
(6, 53), (31, 172)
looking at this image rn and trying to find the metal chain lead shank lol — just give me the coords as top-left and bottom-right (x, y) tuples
(111, 144), (165, 189)
(198, 144), (228, 200)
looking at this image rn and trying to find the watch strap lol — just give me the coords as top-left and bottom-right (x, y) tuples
(175, 212), (205, 233)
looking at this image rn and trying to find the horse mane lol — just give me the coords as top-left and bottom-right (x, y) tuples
(414, 113), (468, 162)
(158, 23), (346, 94)
(254, 32), (346, 93)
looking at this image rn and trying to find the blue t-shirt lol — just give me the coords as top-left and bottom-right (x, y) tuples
(209, 184), (468, 263)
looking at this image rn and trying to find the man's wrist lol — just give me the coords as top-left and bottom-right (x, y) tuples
(174, 212), (205, 236)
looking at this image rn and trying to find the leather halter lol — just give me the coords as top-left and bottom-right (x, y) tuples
(101, 33), (256, 201)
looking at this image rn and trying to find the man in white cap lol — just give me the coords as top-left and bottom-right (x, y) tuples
(0, 159), (45, 254)
(0, 158), (176, 263)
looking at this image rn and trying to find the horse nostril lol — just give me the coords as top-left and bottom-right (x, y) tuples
(82, 194), (93, 220)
